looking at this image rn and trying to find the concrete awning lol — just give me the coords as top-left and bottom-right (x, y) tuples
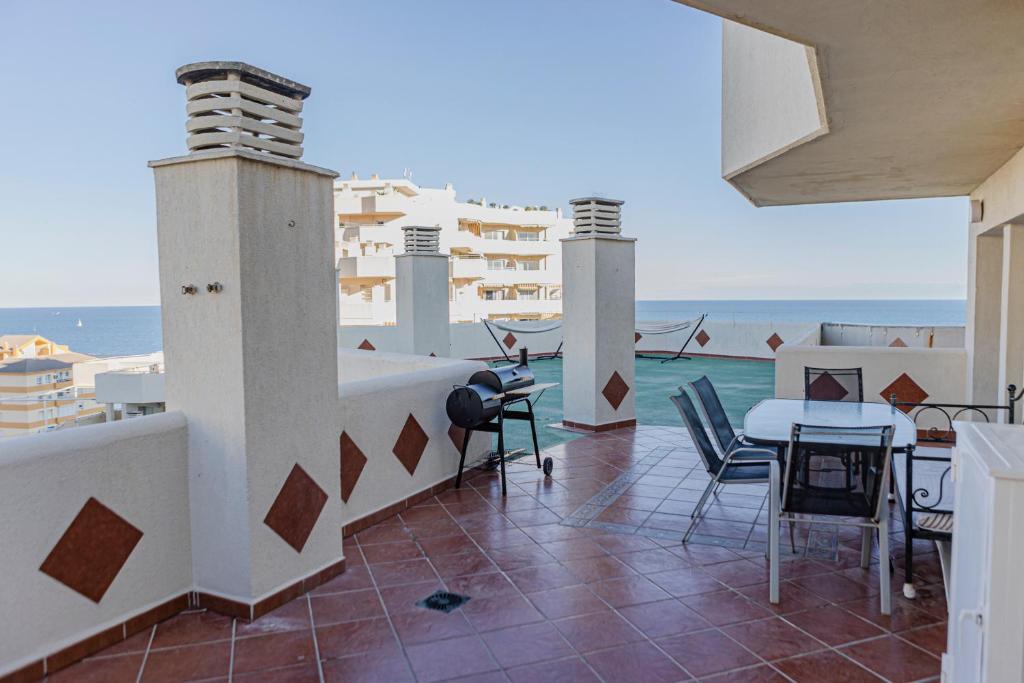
(674, 1), (1024, 206)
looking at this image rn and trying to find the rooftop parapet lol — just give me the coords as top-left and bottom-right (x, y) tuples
(175, 61), (309, 160)
(402, 225), (442, 255)
(569, 197), (624, 235)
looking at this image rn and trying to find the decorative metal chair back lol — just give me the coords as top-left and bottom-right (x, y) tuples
(670, 389), (725, 477)
(782, 424), (894, 522)
(804, 367), (864, 402)
(689, 376), (736, 456)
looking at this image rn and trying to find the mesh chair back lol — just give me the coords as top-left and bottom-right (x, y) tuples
(782, 424), (894, 521)
(804, 367), (864, 402)
(689, 376), (737, 455)
(670, 389), (725, 477)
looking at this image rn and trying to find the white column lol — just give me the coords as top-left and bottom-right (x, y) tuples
(151, 62), (342, 610)
(561, 198), (636, 431)
(966, 229), (1003, 406)
(395, 226), (451, 357)
(998, 224), (1024, 421)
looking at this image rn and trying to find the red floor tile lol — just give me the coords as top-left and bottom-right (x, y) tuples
(507, 562), (582, 592)
(774, 650), (882, 682)
(235, 599), (312, 637)
(657, 629), (760, 678)
(311, 563), (374, 594)
(149, 610), (233, 649)
(723, 616), (825, 661)
(315, 617), (399, 659)
(232, 629), (317, 674)
(322, 650), (414, 683)
(525, 583), (608, 621)
(446, 571), (518, 598)
(784, 605), (886, 647)
(485, 543), (557, 571)
(389, 609), (475, 645)
(840, 635), (941, 682)
(618, 599), (711, 638)
(562, 554), (636, 583)
(430, 549), (498, 579)
(735, 580), (830, 615)
(584, 641), (688, 682)
(234, 663), (322, 681)
(142, 640), (231, 681)
(310, 588), (384, 626)
(405, 634), (499, 683)
(839, 596), (942, 633)
(553, 610), (645, 652)
(48, 654), (143, 683)
(418, 533), (478, 557)
(479, 621), (575, 669)
(368, 558), (439, 587)
(360, 540), (424, 565)
(701, 560), (769, 588)
(588, 574), (673, 607)
(897, 622), (947, 656)
(789, 572), (879, 603)
(461, 594), (545, 632)
(646, 567), (725, 597)
(697, 664), (788, 681)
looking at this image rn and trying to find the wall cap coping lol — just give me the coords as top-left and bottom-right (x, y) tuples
(175, 61), (311, 99)
(148, 148), (338, 178)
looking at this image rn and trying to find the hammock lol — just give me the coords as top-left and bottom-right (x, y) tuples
(482, 313), (707, 364)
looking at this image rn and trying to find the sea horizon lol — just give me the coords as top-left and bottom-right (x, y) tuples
(0, 299), (967, 358)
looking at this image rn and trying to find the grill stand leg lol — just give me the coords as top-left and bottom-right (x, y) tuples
(455, 428), (472, 489)
(497, 413), (507, 496)
(903, 445), (916, 599)
(527, 401), (541, 469)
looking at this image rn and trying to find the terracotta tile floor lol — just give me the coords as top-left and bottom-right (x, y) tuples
(49, 426), (946, 682)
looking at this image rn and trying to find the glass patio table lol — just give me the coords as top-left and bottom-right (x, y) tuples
(742, 398), (917, 452)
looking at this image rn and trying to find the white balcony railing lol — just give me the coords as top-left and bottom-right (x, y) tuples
(337, 255), (396, 280)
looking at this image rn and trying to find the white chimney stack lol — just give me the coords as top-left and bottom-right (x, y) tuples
(569, 197), (624, 235)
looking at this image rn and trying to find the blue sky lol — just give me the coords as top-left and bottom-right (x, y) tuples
(0, 0), (967, 307)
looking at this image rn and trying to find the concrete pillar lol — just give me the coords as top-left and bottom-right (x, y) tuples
(395, 226), (451, 356)
(966, 229), (1003, 406)
(561, 198), (636, 431)
(150, 62), (342, 612)
(998, 224), (1024, 421)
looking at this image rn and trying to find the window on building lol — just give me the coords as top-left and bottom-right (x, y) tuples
(549, 287), (562, 300)
(383, 284), (392, 302)
(487, 258), (509, 270)
(517, 232), (540, 241)
(484, 289), (506, 301)
(361, 289), (374, 303)
(518, 260), (540, 271)
(517, 288), (539, 300)
(483, 231), (503, 240)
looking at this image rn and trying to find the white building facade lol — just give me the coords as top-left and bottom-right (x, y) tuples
(334, 176), (572, 324)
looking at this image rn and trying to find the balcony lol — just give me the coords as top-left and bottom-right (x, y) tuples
(449, 257), (485, 280)
(479, 298), (561, 316)
(482, 268), (558, 286)
(95, 366), (166, 405)
(337, 255), (396, 281)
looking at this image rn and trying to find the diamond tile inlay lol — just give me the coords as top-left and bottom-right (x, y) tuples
(766, 333), (784, 352)
(357, 339), (375, 351)
(264, 464), (328, 552)
(807, 372), (849, 401)
(696, 330), (711, 347)
(880, 372), (929, 412)
(340, 431), (368, 504)
(889, 337), (907, 348)
(602, 371), (630, 411)
(394, 414), (429, 475)
(448, 423), (468, 451)
(40, 498), (143, 603)
(634, 332), (642, 343)
(502, 332), (517, 349)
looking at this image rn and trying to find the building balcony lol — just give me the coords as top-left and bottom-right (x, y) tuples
(479, 297), (561, 316)
(449, 257), (485, 280)
(481, 268), (559, 286)
(337, 255), (396, 281)
(95, 366), (166, 406)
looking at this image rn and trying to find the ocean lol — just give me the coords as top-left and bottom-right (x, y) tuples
(0, 300), (965, 358)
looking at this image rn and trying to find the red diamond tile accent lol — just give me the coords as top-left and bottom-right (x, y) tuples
(264, 464), (328, 552)
(634, 332), (642, 343)
(503, 332), (517, 349)
(695, 330), (710, 347)
(394, 414), (429, 475)
(807, 372), (849, 401)
(602, 371), (630, 411)
(357, 339), (375, 351)
(766, 333), (784, 352)
(40, 498), (143, 603)
(889, 337), (907, 348)
(880, 373), (929, 412)
(340, 432), (368, 503)
(448, 423), (468, 450)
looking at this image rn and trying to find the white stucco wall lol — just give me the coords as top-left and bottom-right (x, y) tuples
(0, 412), (191, 675)
(338, 350), (489, 525)
(721, 20), (827, 181)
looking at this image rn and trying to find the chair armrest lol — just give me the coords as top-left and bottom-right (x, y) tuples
(727, 447), (777, 463)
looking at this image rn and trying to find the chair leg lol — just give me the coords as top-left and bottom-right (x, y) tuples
(879, 512), (892, 615)
(860, 526), (873, 569)
(788, 517), (797, 554)
(769, 461), (781, 605)
(683, 478), (717, 543)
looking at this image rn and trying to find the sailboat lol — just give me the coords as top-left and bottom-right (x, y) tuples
(75, 318), (83, 328)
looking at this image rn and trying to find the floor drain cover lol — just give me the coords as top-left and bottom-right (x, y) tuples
(417, 590), (470, 613)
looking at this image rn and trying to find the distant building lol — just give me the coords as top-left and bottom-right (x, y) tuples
(334, 176), (572, 324)
(0, 334), (69, 361)
(0, 358), (103, 437)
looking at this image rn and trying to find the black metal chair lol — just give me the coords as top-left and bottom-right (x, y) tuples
(767, 423), (894, 614)
(804, 367), (863, 402)
(670, 388), (775, 543)
(689, 376), (765, 459)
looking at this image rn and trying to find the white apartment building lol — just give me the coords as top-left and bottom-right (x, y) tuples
(334, 175), (573, 324)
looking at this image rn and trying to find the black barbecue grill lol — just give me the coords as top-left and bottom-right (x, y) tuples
(447, 348), (555, 495)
